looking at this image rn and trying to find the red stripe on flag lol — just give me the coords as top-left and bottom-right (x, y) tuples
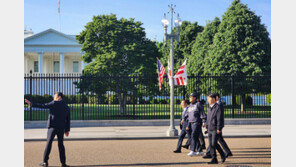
(176, 78), (180, 85)
(180, 77), (184, 85)
(175, 70), (184, 75)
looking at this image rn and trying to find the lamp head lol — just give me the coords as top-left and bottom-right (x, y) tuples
(161, 14), (169, 27)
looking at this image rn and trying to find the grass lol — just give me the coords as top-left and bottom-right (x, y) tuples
(24, 104), (271, 121)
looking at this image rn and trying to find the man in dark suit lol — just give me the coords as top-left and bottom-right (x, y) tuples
(25, 92), (70, 167)
(186, 92), (207, 157)
(205, 93), (226, 164)
(203, 93), (233, 159)
(173, 100), (191, 153)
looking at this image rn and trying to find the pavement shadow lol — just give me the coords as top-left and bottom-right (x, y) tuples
(233, 150), (271, 153)
(66, 161), (208, 167)
(232, 147), (271, 150)
(224, 162), (271, 165)
(230, 156), (271, 159)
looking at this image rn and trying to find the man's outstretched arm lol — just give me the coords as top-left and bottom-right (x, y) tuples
(25, 99), (54, 109)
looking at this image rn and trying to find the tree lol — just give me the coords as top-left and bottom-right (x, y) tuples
(76, 14), (160, 115)
(206, 0), (271, 111)
(188, 17), (221, 76)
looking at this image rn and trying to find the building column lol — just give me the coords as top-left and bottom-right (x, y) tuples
(37, 52), (43, 74)
(60, 52), (64, 74)
(80, 52), (85, 72)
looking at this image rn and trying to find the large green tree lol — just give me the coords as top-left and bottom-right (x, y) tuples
(202, 0), (271, 111)
(76, 14), (160, 115)
(188, 17), (221, 76)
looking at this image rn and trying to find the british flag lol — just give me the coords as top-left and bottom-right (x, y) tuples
(157, 58), (166, 91)
(173, 59), (187, 86)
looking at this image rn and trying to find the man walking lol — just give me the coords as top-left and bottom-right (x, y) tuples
(203, 93), (233, 159)
(205, 93), (226, 164)
(214, 93), (233, 157)
(173, 100), (191, 153)
(186, 92), (206, 157)
(25, 92), (70, 167)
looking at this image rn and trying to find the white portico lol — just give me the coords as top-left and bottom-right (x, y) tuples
(24, 28), (85, 74)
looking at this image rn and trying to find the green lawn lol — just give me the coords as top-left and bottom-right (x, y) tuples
(24, 104), (271, 121)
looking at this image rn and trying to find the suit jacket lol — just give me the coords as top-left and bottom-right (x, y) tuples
(206, 103), (224, 131)
(180, 107), (189, 130)
(187, 100), (206, 124)
(31, 100), (71, 132)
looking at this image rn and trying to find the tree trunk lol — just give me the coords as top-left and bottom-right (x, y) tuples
(241, 94), (246, 112)
(118, 92), (127, 116)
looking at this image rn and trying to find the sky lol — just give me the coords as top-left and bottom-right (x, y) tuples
(24, 0), (271, 42)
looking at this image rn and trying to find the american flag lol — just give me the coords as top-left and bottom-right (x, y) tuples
(173, 59), (187, 86)
(157, 58), (166, 91)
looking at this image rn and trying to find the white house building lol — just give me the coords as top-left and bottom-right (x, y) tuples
(24, 28), (85, 74)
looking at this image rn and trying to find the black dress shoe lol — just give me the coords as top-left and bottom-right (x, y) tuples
(203, 154), (212, 159)
(221, 156), (226, 163)
(225, 152), (233, 158)
(208, 158), (218, 164)
(173, 150), (181, 153)
(62, 164), (70, 167)
(39, 162), (48, 167)
(182, 145), (189, 149)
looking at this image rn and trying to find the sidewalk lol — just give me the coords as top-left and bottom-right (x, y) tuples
(24, 124), (270, 141)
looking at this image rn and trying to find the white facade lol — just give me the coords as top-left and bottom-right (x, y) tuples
(24, 29), (85, 74)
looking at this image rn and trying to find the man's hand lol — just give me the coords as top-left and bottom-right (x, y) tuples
(180, 120), (184, 125)
(25, 99), (31, 106)
(25, 99), (32, 107)
(217, 130), (221, 134)
(202, 123), (205, 128)
(65, 131), (69, 137)
(186, 127), (189, 131)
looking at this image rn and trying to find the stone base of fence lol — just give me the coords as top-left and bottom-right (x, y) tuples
(24, 118), (270, 129)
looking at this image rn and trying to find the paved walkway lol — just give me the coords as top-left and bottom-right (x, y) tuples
(25, 138), (271, 167)
(24, 124), (270, 141)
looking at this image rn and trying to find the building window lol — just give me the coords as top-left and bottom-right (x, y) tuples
(73, 61), (79, 72)
(34, 61), (38, 72)
(54, 61), (60, 73)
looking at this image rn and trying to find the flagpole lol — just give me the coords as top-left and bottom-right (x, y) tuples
(58, 0), (61, 32)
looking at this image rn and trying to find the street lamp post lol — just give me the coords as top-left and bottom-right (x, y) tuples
(161, 4), (182, 137)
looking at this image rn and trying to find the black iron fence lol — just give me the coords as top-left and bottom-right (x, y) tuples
(24, 72), (271, 121)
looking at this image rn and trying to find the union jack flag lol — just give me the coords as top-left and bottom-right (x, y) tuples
(157, 58), (166, 91)
(174, 59), (187, 86)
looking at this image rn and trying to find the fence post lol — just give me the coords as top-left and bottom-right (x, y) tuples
(231, 76), (235, 118)
(132, 76), (136, 119)
(29, 70), (33, 121)
(81, 71), (85, 120)
(182, 86), (186, 100)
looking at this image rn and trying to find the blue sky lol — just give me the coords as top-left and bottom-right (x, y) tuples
(24, 0), (271, 41)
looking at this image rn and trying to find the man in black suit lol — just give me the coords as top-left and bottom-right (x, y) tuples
(205, 93), (226, 164)
(203, 93), (233, 159)
(214, 93), (233, 157)
(25, 92), (70, 167)
(173, 100), (191, 153)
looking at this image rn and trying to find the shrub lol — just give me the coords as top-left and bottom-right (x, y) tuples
(24, 94), (53, 104)
(233, 95), (253, 106)
(265, 94), (271, 104)
(151, 99), (159, 104)
(160, 99), (168, 104)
